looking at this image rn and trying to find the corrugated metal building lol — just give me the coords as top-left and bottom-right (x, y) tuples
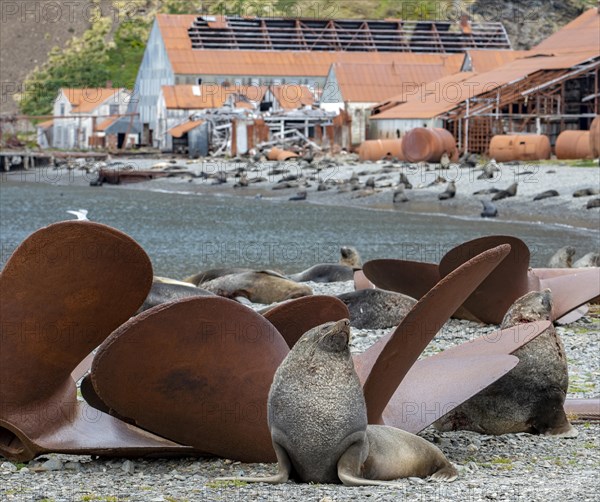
(129, 13), (511, 147)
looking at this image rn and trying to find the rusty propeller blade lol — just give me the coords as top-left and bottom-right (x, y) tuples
(262, 295), (350, 348)
(353, 270), (375, 290)
(439, 236), (531, 324)
(362, 259), (440, 299)
(538, 269), (600, 321)
(381, 355), (519, 433)
(0, 221), (196, 461)
(91, 297), (289, 463)
(356, 244), (511, 424)
(564, 398), (600, 421)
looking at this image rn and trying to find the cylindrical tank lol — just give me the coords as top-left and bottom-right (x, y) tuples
(590, 116), (600, 158)
(555, 130), (592, 159)
(488, 134), (551, 162)
(358, 139), (404, 161)
(267, 147), (299, 161)
(401, 128), (458, 163)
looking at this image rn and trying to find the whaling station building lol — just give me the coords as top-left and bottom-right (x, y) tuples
(39, 7), (600, 157)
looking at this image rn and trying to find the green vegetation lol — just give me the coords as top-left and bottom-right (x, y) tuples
(19, 0), (457, 116)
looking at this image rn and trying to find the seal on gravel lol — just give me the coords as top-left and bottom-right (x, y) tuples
(547, 246), (576, 268)
(184, 267), (252, 286)
(288, 247), (362, 283)
(139, 282), (215, 313)
(201, 270), (312, 304)
(573, 252), (600, 268)
(434, 290), (576, 437)
(218, 319), (457, 486)
(336, 289), (416, 329)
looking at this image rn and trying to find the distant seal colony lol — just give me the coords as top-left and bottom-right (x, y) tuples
(219, 320), (457, 486)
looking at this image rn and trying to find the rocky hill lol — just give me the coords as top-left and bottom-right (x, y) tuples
(1, 0), (596, 115)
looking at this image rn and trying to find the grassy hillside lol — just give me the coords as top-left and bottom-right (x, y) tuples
(17, 0), (596, 116)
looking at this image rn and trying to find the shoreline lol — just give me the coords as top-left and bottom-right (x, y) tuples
(4, 155), (598, 233)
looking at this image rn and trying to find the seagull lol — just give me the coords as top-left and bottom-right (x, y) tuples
(67, 209), (89, 221)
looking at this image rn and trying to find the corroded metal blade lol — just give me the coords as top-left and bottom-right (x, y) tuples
(362, 259), (439, 299)
(564, 398), (600, 421)
(439, 236), (530, 324)
(357, 244), (511, 424)
(91, 297), (289, 463)
(353, 270), (375, 290)
(380, 355), (519, 433)
(0, 221), (195, 461)
(538, 268), (600, 320)
(262, 295), (350, 348)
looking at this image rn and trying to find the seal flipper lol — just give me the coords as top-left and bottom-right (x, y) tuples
(217, 441), (292, 484)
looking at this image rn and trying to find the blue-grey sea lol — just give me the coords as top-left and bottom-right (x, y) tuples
(1, 178), (598, 278)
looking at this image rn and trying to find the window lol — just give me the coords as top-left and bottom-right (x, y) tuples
(197, 78), (203, 85)
(60, 104), (65, 116)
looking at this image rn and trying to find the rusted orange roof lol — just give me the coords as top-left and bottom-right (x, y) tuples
(465, 50), (528, 73)
(95, 116), (119, 131)
(37, 119), (54, 129)
(330, 61), (457, 103)
(372, 51), (599, 120)
(168, 120), (205, 137)
(162, 84), (267, 109)
(156, 15), (466, 77)
(61, 88), (123, 113)
(271, 85), (314, 109)
(533, 8), (600, 54)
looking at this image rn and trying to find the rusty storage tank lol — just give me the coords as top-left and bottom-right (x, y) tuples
(488, 134), (551, 162)
(358, 139), (404, 161)
(555, 130), (592, 159)
(402, 128), (458, 163)
(590, 116), (600, 158)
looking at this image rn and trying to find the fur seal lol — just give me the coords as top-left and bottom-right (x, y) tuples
(586, 198), (600, 209)
(438, 181), (456, 200)
(548, 246), (576, 268)
(480, 199), (498, 218)
(398, 172), (413, 189)
(492, 182), (518, 201)
(434, 290), (575, 437)
(139, 281), (215, 312)
(289, 247), (362, 283)
(533, 189), (559, 201)
(184, 268), (252, 286)
(340, 246), (362, 268)
(393, 184), (409, 203)
(202, 270), (312, 304)
(336, 289), (416, 329)
(573, 252), (600, 268)
(573, 188), (600, 197)
(219, 320), (457, 485)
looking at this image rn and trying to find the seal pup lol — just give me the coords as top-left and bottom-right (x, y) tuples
(438, 181), (456, 200)
(202, 270), (312, 304)
(547, 246), (576, 268)
(434, 290), (575, 437)
(480, 199), (498, 218)
(288, 247), (361, 283)
(336, 289), (416, 329)
(573, 252), (600, 268)
(492, 182), (518, 201)
(218, 320), (457, 486)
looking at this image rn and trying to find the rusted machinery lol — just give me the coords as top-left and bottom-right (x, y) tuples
(1, 222), (598, 464)
(267, 147), (299, 161)
(590, 116), (600, 158)
(402, 127), (458, 163)
(555, 130), (592, 159)
(489, 134), (551, 162)
(357, 139), (404, 161)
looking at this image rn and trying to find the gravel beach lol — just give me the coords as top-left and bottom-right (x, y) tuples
(1, 156), (599, 501)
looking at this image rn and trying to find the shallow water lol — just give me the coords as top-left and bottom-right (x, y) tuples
(1, 178), (598, 278)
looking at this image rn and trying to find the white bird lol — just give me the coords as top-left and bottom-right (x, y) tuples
(67, 209), (89, 221)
